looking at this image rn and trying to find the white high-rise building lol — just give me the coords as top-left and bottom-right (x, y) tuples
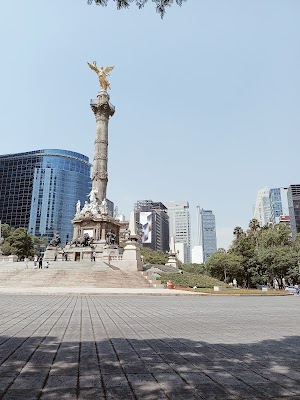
(253, 188), (272, 226)
(192, 245), (203, 264)
(192, 205), (203, 264)
(165, 201), (191, 263)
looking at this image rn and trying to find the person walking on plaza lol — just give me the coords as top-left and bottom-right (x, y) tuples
(33, 255), (38, 268)
(24, 257), (29, 269)
(38, 256), (43, 269)
(92, 251), (96, 262)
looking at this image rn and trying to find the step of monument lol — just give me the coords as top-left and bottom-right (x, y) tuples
(0, 270), (153, 288)
(0, 261), (113, 271)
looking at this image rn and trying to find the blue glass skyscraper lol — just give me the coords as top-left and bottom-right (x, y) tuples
(0, 149), (91, 243)
(199, 209), (217, 262)
(269, 188), (283, 223)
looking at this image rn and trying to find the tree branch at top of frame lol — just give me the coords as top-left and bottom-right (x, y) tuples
(87, 0), (187, 18)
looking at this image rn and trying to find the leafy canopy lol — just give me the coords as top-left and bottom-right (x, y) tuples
(204, 220), (300, 288)
(87, 0), (187, 18)
(0, 225), (48, 258)
(140, 247), (168, 264)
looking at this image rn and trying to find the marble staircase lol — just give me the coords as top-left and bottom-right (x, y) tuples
(0, 268), (154, 289)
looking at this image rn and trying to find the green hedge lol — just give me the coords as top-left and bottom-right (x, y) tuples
(180, 263), (206, 274)
(159, 273), (228, 288)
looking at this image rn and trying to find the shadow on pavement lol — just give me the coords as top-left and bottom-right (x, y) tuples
(0, 335), (299, 399)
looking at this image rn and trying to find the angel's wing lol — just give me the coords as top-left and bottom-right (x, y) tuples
(87, 62), (99, 74)
(104, 66), (114, 75)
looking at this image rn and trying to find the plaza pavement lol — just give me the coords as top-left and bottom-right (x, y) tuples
(0, 295), (299, 399)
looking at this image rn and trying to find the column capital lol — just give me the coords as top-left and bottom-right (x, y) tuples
(90, 91), (115, 118)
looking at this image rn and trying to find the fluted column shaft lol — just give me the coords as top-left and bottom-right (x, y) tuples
(90, 91), (115, 202)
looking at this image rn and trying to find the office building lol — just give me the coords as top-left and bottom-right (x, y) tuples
(269, 187), (289, 223)
(134, 200), (169, 252)
(287, 185), (300, 238)
(192, 245), (203, 264)
(269, 188), (283, 223)
(253, 188), (272, 226)
(165, 201), (191, 263)
(198, 208), (217, 262)
(254, 187), (289, 226)
(0, 149), (91, 244)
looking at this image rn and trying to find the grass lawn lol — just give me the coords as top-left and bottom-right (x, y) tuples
(174, 287), (292, 295)
(159, 273), (228, 289)
(159, 272), (293, 295)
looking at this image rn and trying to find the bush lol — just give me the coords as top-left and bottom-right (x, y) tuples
(180, 263), (206, 274)
(141, 247), (168, 265)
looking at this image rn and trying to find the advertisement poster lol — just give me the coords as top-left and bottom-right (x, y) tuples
(140, 212), (152, 243)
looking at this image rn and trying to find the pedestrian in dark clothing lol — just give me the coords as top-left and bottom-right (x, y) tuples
(38, 257), (43, 269)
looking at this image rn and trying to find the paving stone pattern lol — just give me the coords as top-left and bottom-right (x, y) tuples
(0, 295), (299, 399)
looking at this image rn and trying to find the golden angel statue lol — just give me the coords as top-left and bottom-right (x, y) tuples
(87, 61), (114, 91)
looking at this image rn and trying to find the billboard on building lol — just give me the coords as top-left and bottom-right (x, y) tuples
(140, 212), (152, 243)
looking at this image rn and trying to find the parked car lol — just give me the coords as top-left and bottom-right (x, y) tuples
(285, 286), (300, 295)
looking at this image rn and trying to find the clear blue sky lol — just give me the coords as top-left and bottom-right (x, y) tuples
(1, 0), (299, 248)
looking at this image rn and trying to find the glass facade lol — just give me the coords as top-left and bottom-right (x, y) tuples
(287, 185), (300, 239)
(165, 201), (191, 263)
(0, 149), (91, 244)
(269, 188), (283, 223)
(200, 209), (217, 262)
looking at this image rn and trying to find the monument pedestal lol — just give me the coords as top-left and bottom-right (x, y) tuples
(44, 246), (59, 262)
(165, 253), (178, 270)
(73, 212), (120, 244)
(165, 237), (179, 270)
(61, 211), (121, 262)
(108, 240), (143, 271)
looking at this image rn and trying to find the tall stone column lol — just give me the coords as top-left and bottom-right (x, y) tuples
(90, 90), (115, 202)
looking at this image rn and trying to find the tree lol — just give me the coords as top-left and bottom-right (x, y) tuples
(0, 242), (13, 256)
(209, 220), (300, 288)
(206, 252), (242, 284)
(87, 0), (187, 18)
(259, 224), (292, 248)
(140, 247), (168, 264)
(258, 246), (297, 288)
(233, 226), (244, 239)
(248, 218), (260, 235)
(180, 263), (206, 274)
(230, 227), (259, 287)
(32, 236), (48, 256)
(4, 228), (34, 259)
(0, 224), (49, 258)
(0, 223), (13, 239)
